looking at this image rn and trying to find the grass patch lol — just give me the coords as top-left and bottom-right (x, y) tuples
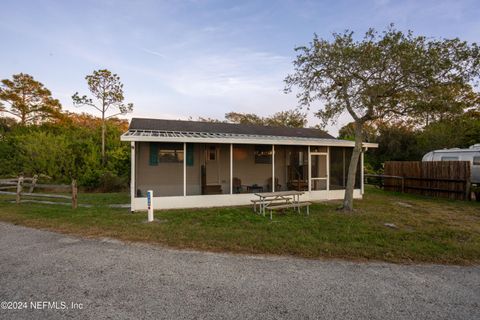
(0, 186), (479, 264)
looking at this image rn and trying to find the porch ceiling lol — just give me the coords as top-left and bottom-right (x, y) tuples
(121, 129), (378, 148)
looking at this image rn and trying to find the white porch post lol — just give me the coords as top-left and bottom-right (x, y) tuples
(183, 143), (186, 196)
(327, 146), (330, 191)
(361, 149), (365, 195)
(342, 148), (346, 188)
(308, 146), (311, 192)
(130, 141), (135, 213)
(230, 144), (233, 194)
(272, 145), (275, 192)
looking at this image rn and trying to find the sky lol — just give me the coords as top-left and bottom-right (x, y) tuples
(1, 0), (479, 136)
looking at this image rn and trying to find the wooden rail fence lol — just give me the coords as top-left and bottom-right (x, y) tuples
(379, 161), (472, 201)
(0, 175), (78, 208)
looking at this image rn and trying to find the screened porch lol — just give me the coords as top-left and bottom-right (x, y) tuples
(133, 142), (362, 198)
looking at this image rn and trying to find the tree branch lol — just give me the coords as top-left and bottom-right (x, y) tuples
(105, 112), (125, 119)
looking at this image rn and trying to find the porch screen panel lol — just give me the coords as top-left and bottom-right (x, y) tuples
(274, 146), (287, 192)
(329, 147), (361, 190)
(329, 147), (345, 190)
(187, 143), (230, 195)
(136, 142), (184, 197)
(186, 143), (203, 195)
(311, 154), (327, 190)
(232, 144), (272, 193)
(218, 144), (231, 194)
(283, 146), (308, 191)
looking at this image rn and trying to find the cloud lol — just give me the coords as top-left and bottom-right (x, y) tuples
(162, 49), (290, 98)
(141, 48), (166, 59)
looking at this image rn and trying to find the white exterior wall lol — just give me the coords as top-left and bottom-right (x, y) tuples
(132, 189), (363, 210)
(129, 141), (369, 211)
(136, 143), (184, 197)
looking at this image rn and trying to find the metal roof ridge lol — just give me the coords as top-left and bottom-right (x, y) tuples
(123, 128), (341, 141)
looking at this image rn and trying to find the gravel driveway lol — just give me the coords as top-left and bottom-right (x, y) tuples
(0, 222), (479, 320)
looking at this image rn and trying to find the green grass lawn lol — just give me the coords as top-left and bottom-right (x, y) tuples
(0, 186), (479, 264)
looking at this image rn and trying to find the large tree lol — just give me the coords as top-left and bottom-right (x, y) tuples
(202, 109), (308, 128)
(264, 109), (308, 128)
(338, 121), (378, 142)
(72, 69), (133, 165)
(0, 73), (62, 124)
(285, 25), (480, 211)
(224, 112), (264, 125)
(408, 83), (480, 127)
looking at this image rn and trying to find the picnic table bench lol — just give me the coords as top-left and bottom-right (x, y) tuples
(253, 191), (311, 220)
(266, 201), (312, 220)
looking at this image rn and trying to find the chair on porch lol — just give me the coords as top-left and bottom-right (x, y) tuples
(287, 179), (308, 191)
(232, 177), (243, 193)
(266, 177), (281, 192)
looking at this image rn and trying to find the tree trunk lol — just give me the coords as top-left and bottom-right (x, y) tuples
(101, 113), (106, 166)
(342, 121), (363, 211)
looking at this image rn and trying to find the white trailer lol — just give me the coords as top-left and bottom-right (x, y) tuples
(422, 144), (480, 185)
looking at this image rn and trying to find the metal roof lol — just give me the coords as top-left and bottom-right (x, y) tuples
(128, 118), (334, 139)
(121, 127), (378, 148)
(123, 129), (333, 140)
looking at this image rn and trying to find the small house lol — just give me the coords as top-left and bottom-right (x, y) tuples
(121, 118), (378, 211)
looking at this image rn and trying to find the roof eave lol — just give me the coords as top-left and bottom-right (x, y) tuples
(121, 132), (378, 148)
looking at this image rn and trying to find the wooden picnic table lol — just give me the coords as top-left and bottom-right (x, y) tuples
(253, 191), (304, 216)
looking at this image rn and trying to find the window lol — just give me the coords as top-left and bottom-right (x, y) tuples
(310, 146), (327, 153)
(149, 143), (184, 164)
(208, 146), (217, 161)
(186, 144), (194, 166)
(473, 156), (480, 166)
(254, 145), (272, 164)
(441, 156), (458, 161)
(159, 145), (184, 163)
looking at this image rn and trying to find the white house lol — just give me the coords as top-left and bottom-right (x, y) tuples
(121, 118), (378, 211)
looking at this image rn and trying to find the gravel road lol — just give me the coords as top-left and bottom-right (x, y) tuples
(0, 222), (479, 320)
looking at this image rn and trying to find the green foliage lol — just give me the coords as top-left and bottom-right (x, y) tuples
(72, 69), (133, 165)
(343, 111), (480, 171)
(338, 122), (377, 142)
(285, 25), (480, 127)
(0, 116), (129, 191)
(200, 109), (308, 128)
(417, 111), (480, 151)
(16, 131), (76, 180)
(368, 124), (421, 170)
(72, 69), (133, 116)
(97, 171), (129, 192)
(0, 186), (479, 263)
(264, 109), (308, 128)
(285, 25), (480, 210)
(224, 112), (264, 125)
(0, 73), (62, 124)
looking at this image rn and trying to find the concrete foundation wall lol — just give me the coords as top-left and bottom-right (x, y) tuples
(132, 189), (363, 210)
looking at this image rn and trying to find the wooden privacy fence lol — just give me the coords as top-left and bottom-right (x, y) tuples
(382, 161), (471, 201)
(0, 175), (78, 209)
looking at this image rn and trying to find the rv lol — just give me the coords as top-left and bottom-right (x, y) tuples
(422, 144), (480, 185)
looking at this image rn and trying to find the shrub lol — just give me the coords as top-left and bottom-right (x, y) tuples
(97, 171), (128, 192)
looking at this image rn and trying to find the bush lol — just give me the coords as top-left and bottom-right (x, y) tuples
(79, 168), (103, 189)
(97, 171), (128, 192)
(0, 117), (130, 190)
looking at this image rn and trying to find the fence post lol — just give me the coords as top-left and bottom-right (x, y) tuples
(401, 177), (405, 193)
(71, 179), (78, 209)
(29, 174), (38, 193)
(465, 176), (471, 201)
(16, 175), (24, 204)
